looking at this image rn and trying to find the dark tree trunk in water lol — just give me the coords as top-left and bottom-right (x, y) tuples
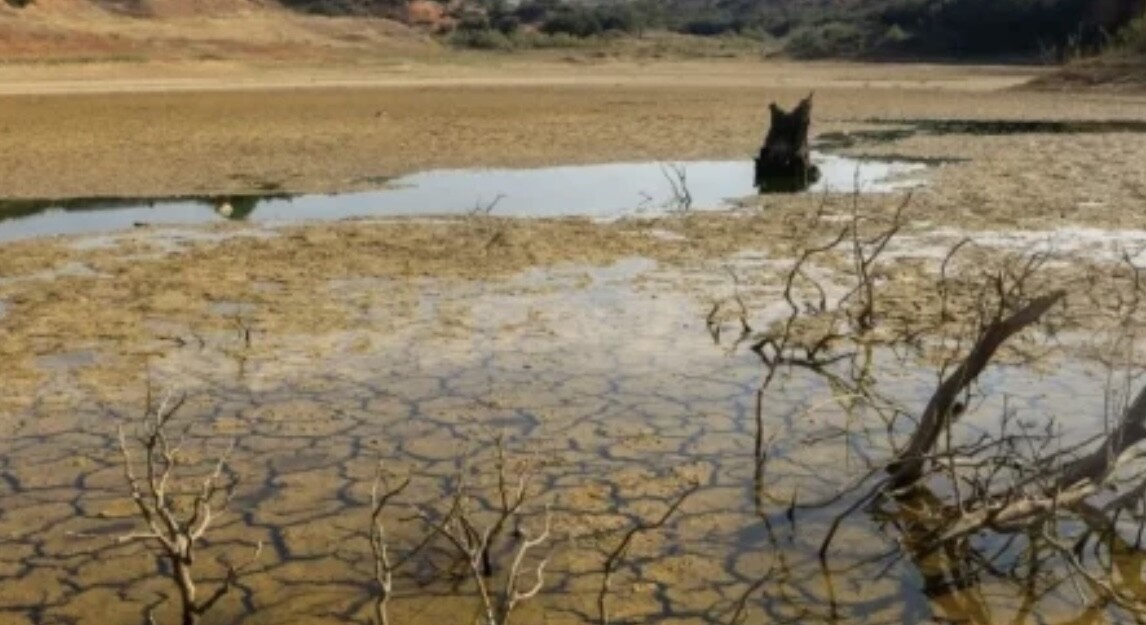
(754, 93), (820, 193)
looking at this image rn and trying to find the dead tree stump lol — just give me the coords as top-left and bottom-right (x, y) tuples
(754, 93), (820, 193)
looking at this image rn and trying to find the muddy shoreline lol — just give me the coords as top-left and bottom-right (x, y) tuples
(0, 60), (1141, 200)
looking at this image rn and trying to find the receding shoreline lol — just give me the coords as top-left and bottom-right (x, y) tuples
(1, 58), (1124, 200)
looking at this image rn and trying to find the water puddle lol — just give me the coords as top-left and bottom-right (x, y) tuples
(0, 155), (929, 242)
(817, 117), (1146, 149)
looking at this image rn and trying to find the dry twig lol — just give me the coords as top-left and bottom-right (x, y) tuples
(598, 483), (699, 625)
(370, 463), (412, 625)
(117, 389), (261, 625)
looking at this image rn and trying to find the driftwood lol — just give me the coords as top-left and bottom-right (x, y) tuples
(887, 290), (1067, 489)
(754, 93), (820, 193)
(702, 189), (1146, 620)
(934, 380), (1146, 545)
(885, 283), (1146, 553)
(735, 201), (1146, 607)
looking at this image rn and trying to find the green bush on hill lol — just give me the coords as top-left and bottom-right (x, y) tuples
(785, 21), (868, 58)
(540, 7), (604, 37)
(1111, 17), (1146, 54)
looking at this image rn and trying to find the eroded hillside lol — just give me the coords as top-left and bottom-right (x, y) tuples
(0, 0), (434, 60)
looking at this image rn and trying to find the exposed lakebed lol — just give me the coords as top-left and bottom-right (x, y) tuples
(0, 249), (1126, 625)
(3, 116), (1146, 625)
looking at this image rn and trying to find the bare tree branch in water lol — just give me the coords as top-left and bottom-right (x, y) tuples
(843, 191), (912, 332)
(466, 193), (509, 251)
(739, 199), (913, 496)
(484, 430), (533, 577)
(807, 254), (1101, 560)
(417, 501), (552, 625)
(115, 388), (261, 625)
(469, 194), (506, 217)
(887, 290), (1066, 489)
(408, 434), (552, 625)
(365, 436), (709, 625)
(660, 163), (692, 213)
(598, 482), (699, 625)
(750, 188), (911, 375)
(370, 463), (411, 625)
(733, 195), (1146, 616)
(725, 561), (776, 625)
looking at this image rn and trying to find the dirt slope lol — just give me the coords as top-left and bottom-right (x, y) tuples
(0, 0), (434, 60)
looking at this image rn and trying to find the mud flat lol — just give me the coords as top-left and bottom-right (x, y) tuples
(2, 180), (1146, 622)
(3, 58), (1146, 625)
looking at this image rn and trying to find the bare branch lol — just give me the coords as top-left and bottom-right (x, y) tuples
(598, 482), (699, 625)
(371, 463), (412, 625)
(113, 388), (256, 625)
(500, 505), (552, 622)
(888, 290), (1066, 488)
(411, 438), (550, 625)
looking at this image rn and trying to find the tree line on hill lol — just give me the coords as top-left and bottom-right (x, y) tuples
(262, 0), (1146, 60)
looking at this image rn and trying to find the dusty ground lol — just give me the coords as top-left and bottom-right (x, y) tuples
(2, 58), (1146, 624)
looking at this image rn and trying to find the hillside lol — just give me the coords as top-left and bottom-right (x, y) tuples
(417, 0), (1144, 63)
(652, 0), (1145, 60)
(0, 0), (1142, 64)
(1029, 16), (1146, 90)
(0, 0), (434, 60)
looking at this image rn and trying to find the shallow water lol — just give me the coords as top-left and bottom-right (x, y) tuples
(0, 251), (1130, 625)
(0, 155), (928, 242)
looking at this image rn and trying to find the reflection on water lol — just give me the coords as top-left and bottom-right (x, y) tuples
(0, 254), (1132, 625)
(0, 155), (929, 242)
(0, 194), (286, 241)
(0, 194), (281, 223)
